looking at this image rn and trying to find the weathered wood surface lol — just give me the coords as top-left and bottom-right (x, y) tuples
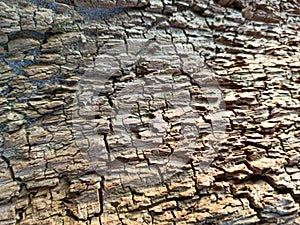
(1, 0), (300, 224)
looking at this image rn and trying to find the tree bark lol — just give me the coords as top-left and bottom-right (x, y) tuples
(1, 0), (300, 224)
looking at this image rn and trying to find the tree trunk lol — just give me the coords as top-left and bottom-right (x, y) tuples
(1, 0), (300, 224)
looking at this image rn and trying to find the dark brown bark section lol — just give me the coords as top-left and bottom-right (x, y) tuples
(0, 0), (300, 224)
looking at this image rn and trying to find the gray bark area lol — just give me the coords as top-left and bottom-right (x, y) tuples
(0, 0), (300, 224)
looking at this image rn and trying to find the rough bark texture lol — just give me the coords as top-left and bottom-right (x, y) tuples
(1, 0), (300, 224)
